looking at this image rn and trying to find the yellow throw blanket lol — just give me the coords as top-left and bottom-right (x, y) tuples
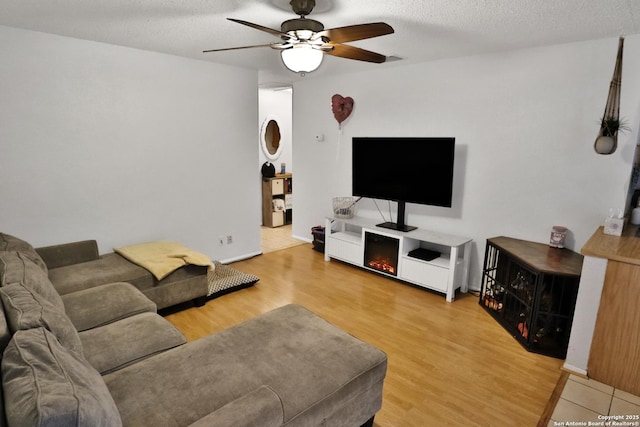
(114, 241), (213, 281)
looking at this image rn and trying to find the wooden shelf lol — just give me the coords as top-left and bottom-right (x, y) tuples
(581, 225), (640, 266)
(261, 174), (292, 228)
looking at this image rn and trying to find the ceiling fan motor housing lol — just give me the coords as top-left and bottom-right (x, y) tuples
(290, 0), (316, 17)
(281, 18), (324, 35)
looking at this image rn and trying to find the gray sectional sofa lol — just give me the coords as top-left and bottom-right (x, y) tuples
(0, 233), (388, 426)
(35, 239), (209, 310)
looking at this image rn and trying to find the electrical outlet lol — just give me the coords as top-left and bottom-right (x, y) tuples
(226, 235), (233, 244)
(218, 236), (225, 246)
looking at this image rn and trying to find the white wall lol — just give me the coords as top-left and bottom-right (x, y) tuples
(258, 88), (293, 174)
(564, 255), (608, 374)
(292, 36), (640, 289)
(0, 25), (261, 261)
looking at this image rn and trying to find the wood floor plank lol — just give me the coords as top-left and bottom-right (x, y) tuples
(537, 371), (569, 427)
(164, 244), (563, 426)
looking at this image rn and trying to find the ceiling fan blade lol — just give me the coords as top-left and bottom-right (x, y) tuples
(227, 18), (291, 39)
(203, 44), (273, 53)
(316, 22), (393, 44)
(325, 43), (387, 63)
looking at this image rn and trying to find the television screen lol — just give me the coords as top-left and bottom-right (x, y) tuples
(352, 137), (455, 208)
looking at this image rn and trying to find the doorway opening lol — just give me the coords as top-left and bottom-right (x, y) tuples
(259, 85), (297, 253)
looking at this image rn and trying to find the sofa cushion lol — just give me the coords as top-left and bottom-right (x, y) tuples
(143, 266), (208, 310)
(0, 251), (64, 310)
(48, 253), (152, 295)
(104, 304), (387, 427)
(0, 303), (10, 357)
(2, 327), (122, 427)
(79, 312), (186, 375)
(0, 282), (84, 357)
(0, 232), (48, 272)
(188, 386), (284, 427)
(62, 282), (157, 332)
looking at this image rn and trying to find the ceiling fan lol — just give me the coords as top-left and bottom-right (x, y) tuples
(203, 0), (394, 74)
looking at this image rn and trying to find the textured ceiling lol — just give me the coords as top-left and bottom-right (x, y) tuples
(1, 0), (639, 86)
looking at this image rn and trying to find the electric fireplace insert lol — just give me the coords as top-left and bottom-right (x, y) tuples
(364, 232), (399, 276)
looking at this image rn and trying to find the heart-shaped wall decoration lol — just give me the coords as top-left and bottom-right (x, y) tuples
(331, 94), (354, 125)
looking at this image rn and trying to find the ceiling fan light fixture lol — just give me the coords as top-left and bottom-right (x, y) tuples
(293, 29), (314, 40)
(281, 45), (323, 73)
(204, 3), (393, 72)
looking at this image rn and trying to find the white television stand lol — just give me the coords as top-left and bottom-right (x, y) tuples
(324, 216), (472, 302)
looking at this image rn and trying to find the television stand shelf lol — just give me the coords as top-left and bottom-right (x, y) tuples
(324, 216), (473, 302)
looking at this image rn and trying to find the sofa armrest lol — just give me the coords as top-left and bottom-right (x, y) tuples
(187, 386), (284, 427)
(36, 240), (100, 270)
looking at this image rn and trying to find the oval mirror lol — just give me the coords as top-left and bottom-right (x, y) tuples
(261, 116), (283, 160)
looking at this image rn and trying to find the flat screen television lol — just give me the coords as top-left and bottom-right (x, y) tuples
(352, 137), (455, 232)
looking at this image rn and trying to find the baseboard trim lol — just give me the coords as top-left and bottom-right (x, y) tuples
(292, 234), (312, 243)
(562, 363), (588, 377)
(220, 250), (262, 264)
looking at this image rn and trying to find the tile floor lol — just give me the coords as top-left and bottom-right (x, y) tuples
(549, 375), (640, 426)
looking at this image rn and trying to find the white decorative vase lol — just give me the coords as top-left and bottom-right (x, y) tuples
(631, 206), (640, 225)
(594, 135), (617, 155)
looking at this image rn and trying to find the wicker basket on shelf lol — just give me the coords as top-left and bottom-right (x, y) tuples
(332, 197), (358, 219)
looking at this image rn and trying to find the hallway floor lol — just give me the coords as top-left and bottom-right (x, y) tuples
(260, 224), (306, 254)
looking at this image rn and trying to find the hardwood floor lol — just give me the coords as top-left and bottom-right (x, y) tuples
(164, 243), (563, 426)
